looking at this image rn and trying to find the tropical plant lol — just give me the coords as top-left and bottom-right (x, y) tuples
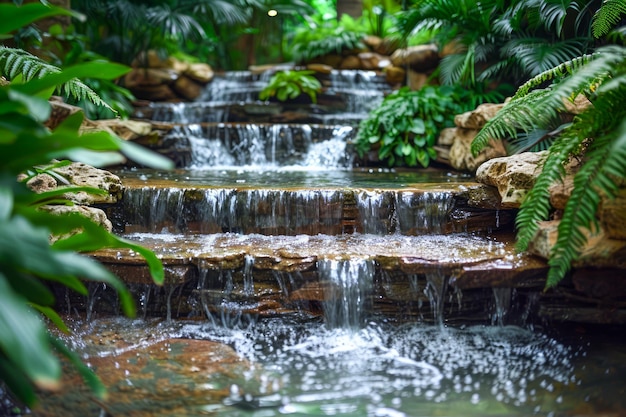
(287, 14), (367, 63)
(397, 0), (600, 88)
(471, 42), (626, 288)
(0, 2), (173, 408)
(259, 70), (322, 103)
(355, 85), (476, 167)
(71, 0), (251, 66)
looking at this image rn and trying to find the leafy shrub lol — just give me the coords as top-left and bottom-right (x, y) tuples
(471, 1), (626, 289)
(259, 70), (322, 103)
(472, 44), (626, 288)
(0, 2), (173, 407)
(355, 85), (476, 168)
(287, 15), (367, 63)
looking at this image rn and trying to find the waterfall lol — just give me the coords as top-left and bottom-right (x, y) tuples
(181, 123), (354, 170)
(356, 190), (455, 235)
(122, 187), (345, 235)
(318, 258), (374, 329)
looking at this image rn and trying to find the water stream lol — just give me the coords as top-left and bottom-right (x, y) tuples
(29, 70), (626, 416)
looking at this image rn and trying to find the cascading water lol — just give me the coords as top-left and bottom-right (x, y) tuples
(36, 69), (626, 417)
(318, 258), (375, 329)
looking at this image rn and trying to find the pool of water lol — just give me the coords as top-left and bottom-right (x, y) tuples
(115, 167), (475, 190)
(40, 318), (626, 417)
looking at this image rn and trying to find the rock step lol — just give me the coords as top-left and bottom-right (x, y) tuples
(106, 174), (511, 236)
(82, 232), (547, 324)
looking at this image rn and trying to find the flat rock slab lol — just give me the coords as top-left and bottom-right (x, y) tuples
(92, 232), (546, 289)
(34, 336), (251, 417)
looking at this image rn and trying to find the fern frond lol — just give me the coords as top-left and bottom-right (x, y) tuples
(0, 46), (114, 113)
(512, 52), (596, 99)
(592, 0), (626, 38)
(514, 130), (587, 251)
(473, 46), (625, 156)
(546, 117), (626, 287)
(471, 87), (556, 154)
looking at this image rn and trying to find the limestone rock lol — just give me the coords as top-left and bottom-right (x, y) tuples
(384, 65), (405, 85)
(306, 63), (333, 74)
(438, 127), (456, 146)
(44, 204), (113, 233)
(363, 35), (383, 51)
(172, 75), (203, 101)
(600, 187), (626, 240)
(390, 44), (439, 71)
(563, 94), (592, 115)
(53, 162), (122, 204)
(529, 220), (626, 269)
(454, 103), (504, 129)
(339, 55), (362, 70)
(448, 128), (507, 173)
(407, 70), (429, 90)
(314, 53), (343, 68)
(475, 151), (547, 208)
(131, 84), (178, 101)
(45, 97), (83, 130)
(124, 68), (178, 88)
(25, 173), (57, 194)
(184, 63), (214, 84)
(358, 52), (390, 70)
(91, 119), (154, 141)
(165, 56), (190, 74)
(466, 184), (506, 209)
(548, 175), (574, 210)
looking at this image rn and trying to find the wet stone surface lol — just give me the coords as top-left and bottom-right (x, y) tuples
(28, 318), (626, 417)
(34, 320), (254, 417)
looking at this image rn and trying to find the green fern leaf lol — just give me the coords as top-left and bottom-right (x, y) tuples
(0, 46), (114, 114)
(592, 0), (626, 38)
(546, 117), (626, 287)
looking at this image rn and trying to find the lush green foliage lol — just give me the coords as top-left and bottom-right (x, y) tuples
(398, 0), (600, 88)
(1, 3), (173, 407)
(0, 46), (118, 116)
(259, 70), (322, 103)
(72, 0), (315, 70)
(287, 14), (367, 63)
(472, 44), (626, 288)
(355, 85), (476, 167)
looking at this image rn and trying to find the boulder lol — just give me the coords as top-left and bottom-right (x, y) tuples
(358, 52), (390, 70)
(45, 97), (84, 130)
(599, 186), (626, 240)
(407, 69), (430, 91)
(448, 128), (507, 173)
(384, 65), (405, 85)
(52, 162), (122, 204)
(184, 63), (214, 84)
(124, 68), (178, 88)
(390, 44), (439, 71)
(306, 63), (333, 74)
(339, 55), (362, 69)
(529, 220), (626, 270)
(454, 103), (504, 129)
(475, 151), (547, 208)
(172, 75), (203, 101)
(437, 127), (456, 146)
(44, 204), (113, 234)
(90, 119), (154, 141)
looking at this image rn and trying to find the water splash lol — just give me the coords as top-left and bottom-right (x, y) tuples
(318, 258), (375, 329)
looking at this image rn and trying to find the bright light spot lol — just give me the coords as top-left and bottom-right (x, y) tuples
(268, 9), (278, 17)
